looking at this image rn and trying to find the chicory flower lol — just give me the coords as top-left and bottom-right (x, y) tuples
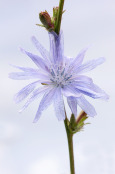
(9, 31), (109, 122)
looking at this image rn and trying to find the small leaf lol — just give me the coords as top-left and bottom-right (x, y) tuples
(36, 24), (45, 27)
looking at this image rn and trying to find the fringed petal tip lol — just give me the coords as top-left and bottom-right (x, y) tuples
(97, 57), (106, 64)
(19, 47), (27, 55)
(57, 114), (66, 121)
(106, 94), (110, 100)
(18, 107), (24, 113)
(90, 111), (97, 117)
(86, 112), (97, 118)
(87, 111), (97, 118)
(101, 93), (109, 101)
(13, 95), (19, 104)
(8, 73), (17, 79)
(19, 47), (26, 54)
(31, 36), (38, 48)
(33, 114), (43, 123)
(18, 109), (22, 114)
(8, 73), (12, 79)
(33, 117), (38, 123)
(31, 36), (36, 43)
(82, 108), (97, 118)
(76, 96), (97, 117)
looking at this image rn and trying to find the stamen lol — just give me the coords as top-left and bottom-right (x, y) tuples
(51, 69), (55, 77)
(61, 68), (65, 76)
(64, 75), (72, 81)
(57, 67), (60, 75)
(50, 78), (55, 82)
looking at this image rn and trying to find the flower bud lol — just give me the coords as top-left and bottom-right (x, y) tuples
(76, 111), (87, 124)
(39, 11), (54, 31)
(53, 7), (59, 18)
(52, 7), (59, 27)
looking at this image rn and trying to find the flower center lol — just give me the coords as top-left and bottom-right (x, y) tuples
(50, 66), (72, 87)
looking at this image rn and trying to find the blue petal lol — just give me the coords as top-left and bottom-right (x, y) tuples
(33, 87), (56, 122)
(72, 75), (93, 84)
(49, 31), (64, 64)
(14, 81), (39, 103)
(57, 30), (64, 64)
(19, 86), (49, 113)
(75, 57), (105, 74)
(76, 95), (97, 117)
(75, 82), (109, 100)
(31, 36), (50, 63)
(9, 71), (49, 80)
(62, 85), (81, 97)
(67, 97), (77, 118)
(20, 48), (49, 72)
(9, 66), (50, 80)
(9, 72), (38, 80)
(67, 47), (88, 73)
(49, 32), (57, 63)
(10, 65), (39, 72)
(53, 87), (65, 121)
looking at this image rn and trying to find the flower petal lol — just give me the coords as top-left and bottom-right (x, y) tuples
(10, 65), (38, 73)
(53, 87), (65, 121)
(19, 86), (49, 113)
(49, 31), (64, 64)
(75, 57), (105, 74)
(33, 87), (56, 122)
(67, 97), (77, 118)
(14, 81), (40, 103)
(76, 95), (97, 117)
(72, 75), (93, 84)
(64, 56), (74, 64)
(62, 85), (81, 97)
(20, 48), (49, 72)
(9, 65), (50, 80)
(49, 32), (57, 63)
(9, 72), (38, 80)
(9, 71), (49, 80)
(56, 30), (64, 64)
(67, 47), (88, 73)
(75, 82), (109, 100)
(31, 36), (50, 62)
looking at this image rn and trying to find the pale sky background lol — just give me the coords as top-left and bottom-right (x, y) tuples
(0, 0), (115, 174)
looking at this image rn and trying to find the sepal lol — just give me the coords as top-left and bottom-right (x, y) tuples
(68, 111), (90, 134)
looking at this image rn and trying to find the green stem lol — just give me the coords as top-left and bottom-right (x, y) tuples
(64, 118), (75, 174)
(55, 0), (65, 35)
(55, 0), (74, 172)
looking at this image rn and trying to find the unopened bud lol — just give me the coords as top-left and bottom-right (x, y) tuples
(53, 7), (59, 17)
(39, 11), (54, 30)
(76, 111), (87, 124)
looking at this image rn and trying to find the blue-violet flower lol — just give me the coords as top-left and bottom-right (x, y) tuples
(9, 31), (109, 122)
